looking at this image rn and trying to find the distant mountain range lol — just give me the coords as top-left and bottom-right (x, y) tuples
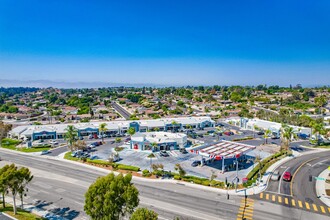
(0, 79), (166, 88)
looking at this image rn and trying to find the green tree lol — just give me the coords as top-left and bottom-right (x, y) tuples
(0, 164), (16, 208)
(128, 127), (136, 137)
(84, 173), (139, 220)
(310, 121), (326, 145)
(174, 164), (186, 178)
(0, 122), (12, 147)
(99, 123), (107, 143)
(17, 167), (33, 209)
(130, 208), (158, 220)
(264, 129), (271, 144)
(64, 125), (78, 151)
(281, 125), (297, 151)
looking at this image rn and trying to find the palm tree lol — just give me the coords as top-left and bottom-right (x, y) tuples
(64, 125), (78, 151)
(310, 122), (326, 145)
(264, 129), (271, 144)
(99, 123), (107, 143)
(281, 124), (297, 151)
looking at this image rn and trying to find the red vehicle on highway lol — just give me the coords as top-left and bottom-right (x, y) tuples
(282, 171), (292, 182)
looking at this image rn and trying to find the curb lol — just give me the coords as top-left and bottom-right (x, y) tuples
(1, 212), (17, 220)
(316, 168), (330, 207)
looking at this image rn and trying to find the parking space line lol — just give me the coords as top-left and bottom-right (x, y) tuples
(305, 202), (310, 210)
(278, 196), (282, 203)
(260, 192), (263, 199)
(320, 206), (325, 213)
(291, 199), (296, 206)
(272, 195), (276, 201)
(298, 200), (303, 208)
(312, 204), (318, 212)
(284, 197), (288, 205)
(266, 193), (269, 200)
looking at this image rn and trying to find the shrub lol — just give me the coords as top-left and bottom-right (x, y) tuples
(173, 175), (181, 180)
(142, 169), (151, 177)
(117, 164), (140, 172)
(201, 180), (210, 186)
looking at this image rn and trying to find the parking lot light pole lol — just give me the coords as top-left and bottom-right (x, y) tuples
(235, 158), (239, 192)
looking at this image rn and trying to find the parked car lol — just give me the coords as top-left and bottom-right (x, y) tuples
(41, 150), (50, 155)
(282, 171), (292, 182)
(191, 160), (201, 167)
(271, 170), (281, 181)
(49, 140), (59, 146)
(257, 131), (264, 135)
(223, 131), (233, 136)
(79, 136), (84, 140)
(160, 150), (169, 157)
(88, 135), (93, 139)
(89, 155), (98, 160)
(179, 148), (188, 154)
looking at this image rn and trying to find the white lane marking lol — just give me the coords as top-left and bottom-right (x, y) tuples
(278, 167), (290, 194)
(311, 159), (329, 167)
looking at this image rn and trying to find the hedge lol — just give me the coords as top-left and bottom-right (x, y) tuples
(116, 164), (140, 172)
(244, 150), (291, 187)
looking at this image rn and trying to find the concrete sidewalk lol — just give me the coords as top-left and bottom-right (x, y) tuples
(316, 168), (330, 207)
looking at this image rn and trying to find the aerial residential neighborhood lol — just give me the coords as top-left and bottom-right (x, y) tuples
(1, 1), (330, 220)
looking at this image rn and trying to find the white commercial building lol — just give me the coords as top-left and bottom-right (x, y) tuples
(9, 116), (215, 141)
(130, 132), (187, 151)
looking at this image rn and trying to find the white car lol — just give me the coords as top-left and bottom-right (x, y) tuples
(49, 140), (59, 145)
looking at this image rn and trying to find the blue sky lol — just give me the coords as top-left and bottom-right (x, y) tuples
(0, 0), (330, 87)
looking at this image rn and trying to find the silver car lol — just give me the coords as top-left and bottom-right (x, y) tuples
(271, 170), (280, 181)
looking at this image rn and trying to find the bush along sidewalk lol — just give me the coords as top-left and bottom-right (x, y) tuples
(244, 150), (292, 187)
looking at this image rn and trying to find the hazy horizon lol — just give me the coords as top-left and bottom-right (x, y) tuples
(1, 1), (330, 86)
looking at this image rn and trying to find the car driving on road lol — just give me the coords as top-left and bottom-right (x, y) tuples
(282, 171), (292, 182)
(271, 170), (280, 181)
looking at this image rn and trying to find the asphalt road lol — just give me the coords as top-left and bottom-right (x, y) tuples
(111, 102), (131, 119)
(1, 149), (329, 220)
(266, 150), (330, 208)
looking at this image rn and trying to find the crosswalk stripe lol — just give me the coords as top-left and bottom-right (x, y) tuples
(320, 206), (326, 213)
(238, 211), (253, 217)
(239, 207), (253, 213)
(284, 197), (288, 204)
(278, 196), (282, 203)
(237, 216), (253, 220)
(291, 199), (296, 206)
(298, 200), (303, 208)
(272, 195), (276, 201)
(312, 204), (318, 212)
(260, 192), (263, 199)
(266, 193), (269, 200)
(305, 202), (310, 210)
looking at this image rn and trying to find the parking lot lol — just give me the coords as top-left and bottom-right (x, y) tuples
(64, 121), (312, 182)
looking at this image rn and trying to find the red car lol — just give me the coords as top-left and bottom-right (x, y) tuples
(282, 171), (292, 182)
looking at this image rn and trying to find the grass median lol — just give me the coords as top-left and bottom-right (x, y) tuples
(0, 203), (45, 220)
(1, 138), (51, 153)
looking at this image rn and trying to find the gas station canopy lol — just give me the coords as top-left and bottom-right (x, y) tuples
(190, 140), (256, 160)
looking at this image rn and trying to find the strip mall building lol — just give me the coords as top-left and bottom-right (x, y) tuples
(9, 116), (215, 141)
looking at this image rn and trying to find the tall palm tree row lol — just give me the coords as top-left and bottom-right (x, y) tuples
(64, 125), (78, 151)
